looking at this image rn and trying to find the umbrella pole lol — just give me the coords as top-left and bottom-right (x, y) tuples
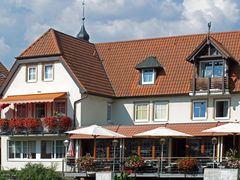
(233, 134), (236, 149)
(93, 136), (96, 160)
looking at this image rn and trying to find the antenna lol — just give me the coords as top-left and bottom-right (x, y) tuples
(82, 0), (85, 25)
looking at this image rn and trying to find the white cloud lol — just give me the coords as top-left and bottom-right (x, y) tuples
(1, 0), (240, 67)
(0, 37), (10, 62)
(24, 23), (50, 42)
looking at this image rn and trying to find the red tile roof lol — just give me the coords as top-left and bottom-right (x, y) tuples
(16, 29), (240, 97)
(17, 29), (115, 97)
(70, 122), (227, 139)
(96, 31), (240, 97)
(0, 62), (8, 87)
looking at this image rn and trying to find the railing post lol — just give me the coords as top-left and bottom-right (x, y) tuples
(192, 62), (196, 95)
(208, 77), (211, 94)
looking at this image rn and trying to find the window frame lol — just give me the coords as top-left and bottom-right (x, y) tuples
(199, 60), (225, 78)
(153, 101), (169, 122)
(192, 100), (207, 120)
(8, 140), (36, 160)
(27, 65), (37, 82)
(214, 99), (230, 120)
(134, 102), (149, 122)
(141, 69), (155, 85)
(54, 100), (67, 116)
(107, 103), (112, 122)
(43, 64), (54, 81)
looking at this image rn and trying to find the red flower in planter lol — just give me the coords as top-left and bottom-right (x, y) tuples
(23, 119), (39, 130)
(44, 116), (58, 129)
(59, 116), (72, 131)
(0, 119), (8, 130)
(9, 119), (24, 132)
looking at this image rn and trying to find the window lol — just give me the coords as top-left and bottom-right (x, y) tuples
(200, 60), (224, 78)
(135, 103), (148, 122)
(142, 69), (155, 84)
(56, 141), (65, 158)
(54, 101), (66, 116)
(215, 99), (229, 119)
(193, 100), (207, 120)
(8, 141), (36, 159)
(41, 140), (65, 159)
(16, 104), (27, 118)
(41, 141), (54, 159)
(35, 103), (45, 118)
(154, 101), (168, 121)
(107, 103), (112, 122)
(27, 66), (37, 82)
(44, 64), (53, 81)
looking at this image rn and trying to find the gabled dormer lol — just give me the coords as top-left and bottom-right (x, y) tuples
(187, 36), (236, 96)
(136, 56), (164, 85)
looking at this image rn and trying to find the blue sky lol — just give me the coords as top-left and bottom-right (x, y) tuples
(1, 0), (240, 69)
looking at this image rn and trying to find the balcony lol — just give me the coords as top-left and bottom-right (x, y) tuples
(190, 77), (229, 96)
(0, 116), (72, 136)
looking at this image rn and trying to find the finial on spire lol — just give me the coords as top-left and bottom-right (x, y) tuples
(82, 0), (85, 25)
(76, 0), (90, 41)
(207, 22), (211, 39)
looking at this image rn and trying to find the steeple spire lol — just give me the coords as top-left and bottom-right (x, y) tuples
(76, 0), (90, 41)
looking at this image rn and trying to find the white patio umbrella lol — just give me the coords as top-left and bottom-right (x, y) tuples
(202, 122), (240, 147)
(65, 125), (125, 138)
(65, 125), (125, 172)
(134, 127), (192, 137)
(134, 127), (192, 175)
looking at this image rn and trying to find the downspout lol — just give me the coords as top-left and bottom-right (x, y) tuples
(73, 92), (88, 127)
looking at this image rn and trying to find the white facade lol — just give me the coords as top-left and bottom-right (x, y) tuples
(112, 94), (239, 125)
(0, 59), (112, 170)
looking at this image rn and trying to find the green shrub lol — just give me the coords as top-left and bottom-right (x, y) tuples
(16, 163), (62, 180)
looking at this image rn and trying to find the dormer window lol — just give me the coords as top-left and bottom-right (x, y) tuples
(186, 36), (235, 95)
(142, 69), (155, 84)
(200, 60), (224, 77)
(136, 56), (164, 85)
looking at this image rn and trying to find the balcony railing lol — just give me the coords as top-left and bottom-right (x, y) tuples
(191, 77), (229, 94)
(63, 156), (227, 177)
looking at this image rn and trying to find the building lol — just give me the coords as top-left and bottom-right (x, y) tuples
(0, 26), (240, 172)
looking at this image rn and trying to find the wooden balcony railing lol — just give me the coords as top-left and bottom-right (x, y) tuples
(191, 77), (229, 94)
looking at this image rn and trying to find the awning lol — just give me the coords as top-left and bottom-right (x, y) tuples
(70, 122), (228, 139)
(0, 92), (66, 104)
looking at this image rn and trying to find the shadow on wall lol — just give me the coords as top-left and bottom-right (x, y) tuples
(112, 101), (134, 126)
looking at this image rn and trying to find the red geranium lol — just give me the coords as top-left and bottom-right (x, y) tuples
(59, 116), (72, 131)
(44, 116), (58, 129)
(9, 119), (24, 129)
(23, 118), (39, 130)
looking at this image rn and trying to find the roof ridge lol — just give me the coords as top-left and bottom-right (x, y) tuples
(53, 28), (95, 45)
(17, 28), (61, 58)
(50, 29), (62, 54)
(96, 29), (240, 45)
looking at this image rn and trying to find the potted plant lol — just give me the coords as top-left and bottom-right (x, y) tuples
(9, 119), (24, 133)
(76, 153), (95, 175)
(0, 119), (9, 132)
(58, 116), (72, 132)
(177, 157), (198, 174)
(124, 155), (144, 174)
(43, 116), (58, 132)
(23, 118), (40, 133)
